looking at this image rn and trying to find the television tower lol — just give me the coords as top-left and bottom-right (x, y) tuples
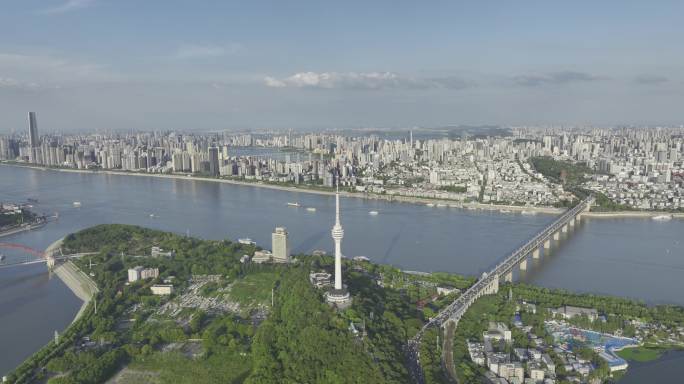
(326, 183), (351, 307)
(332, 185), (344, 290)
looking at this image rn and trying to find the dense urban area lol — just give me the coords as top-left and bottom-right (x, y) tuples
(2, 120), (683, 212)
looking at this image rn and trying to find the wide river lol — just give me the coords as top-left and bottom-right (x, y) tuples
(1, 164), (683, 379)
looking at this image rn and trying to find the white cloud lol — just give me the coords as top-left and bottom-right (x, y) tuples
(40, 0), (96, 14)
(175, 43), (241, 59)
(264, 76), (286, 88)
(263, 71), (469, 90)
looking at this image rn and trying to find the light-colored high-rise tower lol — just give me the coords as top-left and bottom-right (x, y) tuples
(326, 186), (351, 307)
(271, 227), (290, 263)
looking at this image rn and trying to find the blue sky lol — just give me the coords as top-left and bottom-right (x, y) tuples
(0, 0), (682, 132)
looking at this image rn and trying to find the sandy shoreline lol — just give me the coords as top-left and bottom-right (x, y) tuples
(47, 238), (99, 324)
(3, 163), (563, 215)
(583, 211), (684, 219)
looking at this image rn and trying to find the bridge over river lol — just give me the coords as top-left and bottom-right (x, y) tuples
(406, 196), (595, 383)
(0, 241), (97, 270)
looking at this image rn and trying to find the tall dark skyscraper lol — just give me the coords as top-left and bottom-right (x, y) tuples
(28, 112), (39, 147)
(208, 146), (219, 176)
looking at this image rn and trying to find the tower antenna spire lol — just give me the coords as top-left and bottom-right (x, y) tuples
(335, 184), (341, 225)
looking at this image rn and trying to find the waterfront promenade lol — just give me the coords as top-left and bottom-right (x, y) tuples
(0, 222), (46, 239)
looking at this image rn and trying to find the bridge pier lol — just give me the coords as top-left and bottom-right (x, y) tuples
(544, 239), (551, 249)
(489, 276), (499, 294)
(532, 248), (540, 259)
(553, 231), (560, 240)
(503, 271), (513, 283)
(519, 258), (527, 271)
(562, 224), (568, 233)
(569, 217), (575, 227)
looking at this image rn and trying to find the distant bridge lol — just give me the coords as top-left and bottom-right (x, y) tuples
(0, 242), (96, 269)
(406, 195), (595, 383)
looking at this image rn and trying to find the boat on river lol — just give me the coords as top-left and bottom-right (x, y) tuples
(238, 238), (256, 245)
(287, 202), (300, 207)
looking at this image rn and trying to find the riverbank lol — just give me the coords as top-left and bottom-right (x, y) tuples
(583, 211), (684, 219)
(47, 238), (98, 324)
(0, 222), (46, 239)
(1, 162), (562, 215)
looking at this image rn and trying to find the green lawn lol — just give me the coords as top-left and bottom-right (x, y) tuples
(616, 345), (666, 362)
(228, 271), (280, 308)
(129, 350), (251, 384)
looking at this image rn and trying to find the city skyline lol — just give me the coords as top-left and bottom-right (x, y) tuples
(1, 1), (684, 132)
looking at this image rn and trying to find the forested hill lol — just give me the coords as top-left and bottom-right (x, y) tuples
(247, 270), (384, 383)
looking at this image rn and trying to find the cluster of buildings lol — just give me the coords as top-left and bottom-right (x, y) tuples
(3, 112), (683, 209)
(126, 247), (177, 295)
(544, 321), (636, 375)
(465, 299), (684, 383)
(127, 266), (159, 282)
(0, 202), (23, 217)
(467, 308), (609, 384)
(514, 127), (684, 210)
(467, 321), (557, 384)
